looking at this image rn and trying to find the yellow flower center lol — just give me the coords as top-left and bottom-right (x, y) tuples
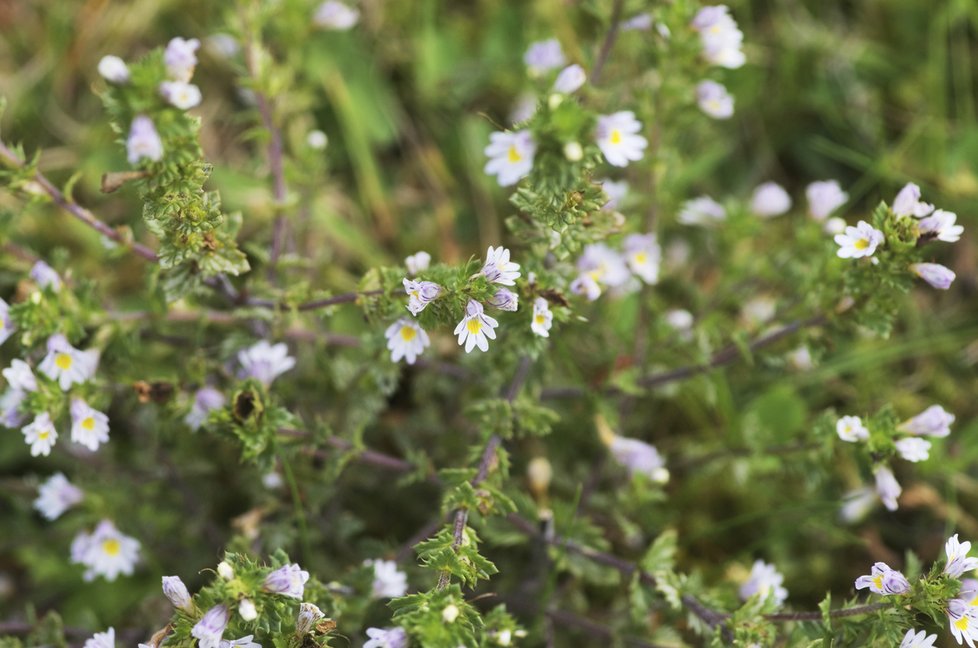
(102, 539), (121, 556)
(400, 326), (416, 342)
(55, 353), (73, 370)
(971, 594), (978, 607)
(38, 430), (50, 440)
(872, 574), (883, 590)
(507, 144), (522, 163)
(82, 417), (96, 431)
(956, 616), (970, 631)
(610, 129), (622, 145)
(534, 314), (546, 325)
(854, 238), (870, 250)
(634, 252), (647, 265)
(466, 319), (482, 334)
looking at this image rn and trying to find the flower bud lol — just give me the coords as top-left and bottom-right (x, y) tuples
(263, 563), (309, 599)
(911, 262), (955, 290)
(98, 56), (130, 84)
(306, 130), (329, 150)
(238, 598), (258, 621)
(527, 457), (552, 495)
(441, 603), (460, 623)
(547, 93), (563, 111)
(296, 602), (325, 635)
(217, 561), (234, 580)
(563, 141), (584, 161)
(162, 575), (193, 611)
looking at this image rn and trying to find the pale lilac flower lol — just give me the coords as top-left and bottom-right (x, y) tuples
(403, 278), (442, 315)
(739, 560), (788, 607)
(945, 534), (978, 578)
(263, 563), (309, 599)
(482, 245), (521, 286)
(364, 627), (408, 648)
(750, 182), (792, 218)
(898, 405), (954, 438)
(296, 603), (324, 635)
(30, 260), (62, 291)
(71, 520), (140, 581)
(609, 436), (668, 483)
(404, 251), (431, 275)
(238, 341), (295, 385)
(40, 334), (97, 390)
(895, 437), (931, 462)
(824, 216), (847, 236)
(98, 56), (129, 84)
(367, 559), (408, 598)
(162, 575), (193, 611)
(84, 628), (115, 648)
(553, 64), (586, 94)
(836, 415), (869, 443)
(484, 130), (536, 186)
(488, 288), (518, 312)
(185, 387), (225, 430)
(678, 195), (726, 226)
(900, 628), (938, 648)
(126, 116), (164, 165)
(70, 398), (109, 452)
(948, 597), (978, 647)
(219, 636), (260, 648)
(22, 412), (57, 457)
(623, 233), (661, 284)
(34, 473), (83, 520)
(531, 297), (553, 338)
(600, 179), (628, 210)
(3, 359), (37, 392)
(834, 220), (884, 259)
(0, 389), (25, 428)
(192, 605), (230, 648)
(509, 93), (537, 125)
(454, 300), (498, 353)
(892, 182), (934, 218)
(806, 180), (848, 221)
(384, 318), (430, 365)
(911, 262), (955, 290)
(524, 39), (565, 76)
(839, 487), (877, 524)
(854, 562), (910, 595)
(0, 298), (14, 346)
(569, 274), (601, 301)
(874, 466), (901, 511)
(696, 80), (734, 119)
(918, 209), (963, 243)
(313, 1), (359, 30)
(576, 243), (630, 289)
(164, 37), (201, 82)
(595, 111), (647, 167)
(160, 81), (202, 110)
(621, 13), (653, 31)
(691, 6), (746, 68)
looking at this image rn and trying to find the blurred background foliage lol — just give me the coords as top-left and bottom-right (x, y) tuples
(2, 0), (978, 645)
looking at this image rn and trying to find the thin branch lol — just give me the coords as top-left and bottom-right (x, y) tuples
(590, 0), (626, 85)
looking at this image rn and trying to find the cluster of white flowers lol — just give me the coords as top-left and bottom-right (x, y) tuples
(238, 340), (296, 385)
(570, 234), (661, 301)
(365, 558), (408, 598)
(692, 5), (746, 69)
(71, 520), (140, 581)
(739, 560), (788, 608)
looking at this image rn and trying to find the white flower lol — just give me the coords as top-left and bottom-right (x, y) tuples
(531, 298), (553, 338)
(441, 604), (460, 623)
(237, 598), (258, 621)
(484, 130), (536, 186)
(509, 93), (537, 125)
(0, 388), (26, 428)
(84, 628), (115, 648)
(892, 182), (934, 218)
(306, 130), (328, 150)
(824, 216), (847, 235)
(69, 399), (109, 452)
(219, 636), (260, 648)
(918, 209), (963, 242)
(839, 487), (877, 524)
(403, 278), (442, 315)
(98, 56), (129, 84)
(576, 243), (630, 289)
(313, 1), (360, 30)
(385, 319), (430, 365)
(595, 111), (647, 167)
(71, 519), (140, 581)
(192, 605), (230, 648)
(601, 179), (628, 210)
(834, 220), (884, 259)
(553, 64), (586, 93)
(29, 260), (61, 292)
(750, 182), (792, 218)
(4, 359), (37, 392)
(22, 412), (58, 457)
(217, 561), (234, 580)
(39, 334), (96, 390)
(296, 602), (324, 635)
(263, 563), (309, 599)
(621, 13), (653, 31)
(405, 251), (431, 275)
(364, 627), (408, 648)
(569, 274), (602, 301)
(126, 115), (164, 165)
(34, 473), (83, 520)
(0, 298), (14, 347)
(496, 629), (513, 646)
(948, 598), (978, 647)
(946, 535), (978, 578)
(806, 180), (848, 220)
(895, 437), (931, 462)
(162, 575), (193, 611)
(678, 195), (726, 226)
(900, 628), (938, 648)
(238, 341), (295, 385)
(854, 562), (910, 595)
(482, 245), (521, 286)
(911, 262), (955, 290)
(488, 288), (519, 312)
(899, 405), (954, 438)
(164, 37), (201, 82)
(524, 39), (565, 76)
(609, 436), (669, 483)
(874, 466), (901, 511)
(691, 6), (746, 69)
(665, 309), (694, 335)
(185, 387), (225, 430)
(696, 80), (734, 119)
(367, 559), (408, 598)
(160, 81), (202, 110)
(739, 560), (788, 607)
(621, 233), (660, 284)
(836, 415), (869, 442)
(454, 300), (498, 353)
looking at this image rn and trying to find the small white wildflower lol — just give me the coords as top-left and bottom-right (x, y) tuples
(0, 389), (26, 428)
(162, 575), (193, 611)
(553, 64), (586, 94)
(484, 131), (536, 186)
(899, 405), (954, 438)
(367, 559), (408, 598)
(482, 245), (521, 286)
(364, 627), (408, 648)
(509, 93), (537, 125)
(33, 473), (83, 520)
(595, 111), (647, 167)
(839, 487), (877, 524)
(313, 1), (360, 30)
(71, 520), (140, 581)
(185, 387), (225, 430)
(945, 534), (978, 578)
(739, 560), (788, 607)
(892, 182), (934, 218)
(609, 436), (669, 483)
(404, 251), (431, 275)
(696, 80), (734, 119)
(3, 359), (37, 392)
(97, 56), (129, 84)
(454, 300), (498, 353)
(834, 220), (884, 259)
(219, 636), (260, 648)
(678, 195), (726, 226)
(911, 262), (955, 290)
(836, 415), (869, 442)
(900, 628), (937, 648)
(600, 179), (628, 211)
(163, 37), (201, 82)
(531, 297), (553, 338)
(296, 602), (324, 635)
(623, 233), (661, 284)
(874, 466), (901, 512)
(895, 437), (931, 462)
(488, 288), (519, 312)
(238, 341), (295, 385)
(569, 273), (601, 301)
(523, 39), (565, 76)
(575, 243), (630, 291)
(84, 628), (115, 648)
(403, 278), (442, 315)
(160, 81), (202, 110)
(126, 116), (164, 165)
(263, 563), (309, 599)
(824, 216), (847, 235)
(947, 598), (978, 647)
(22, 412), (58, 457)
(918, 209), (963, 242)
(750, 182), (792, 218)
(69, 398), (110, 452)
(854, 562), (911, 595)
(691, 6), (746, 69)
(385, 319), (430, 365)
(806, 180), (848, 221)
(192, 605), (230, 648)
(30, 260), (62, 290)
